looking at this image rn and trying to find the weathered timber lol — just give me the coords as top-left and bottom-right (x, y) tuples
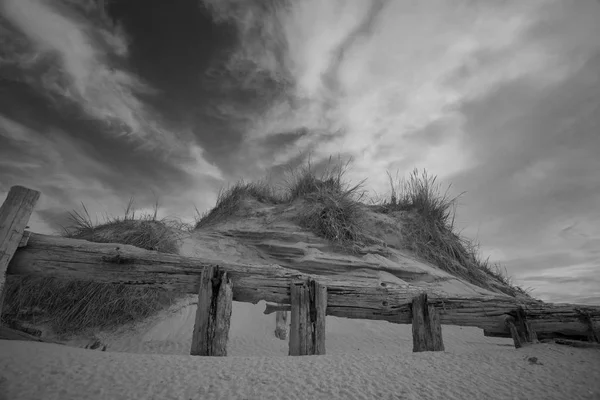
(191, 266), (233, 356)
(0, 325), (63, 344)
(289, 279), (326, 355)
(504, 315), (523, 348)
(274, 307), (288, 340)
(411, 293), (444, 352)
(552, 338), (600, 350)
(265, 303), (290, 314)
(578, 310), (600, 343)
(8, 233), (600, 339)
(18, 231), (31, 248)
(0, 186), (40, 317)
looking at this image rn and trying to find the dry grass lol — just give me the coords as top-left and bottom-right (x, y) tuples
(64, 199), (183, 254)
(1, 199), (185, 336)
(286, 156), (369, 250)
(194, 180), (279, 229)
(380, 169), (529, 297)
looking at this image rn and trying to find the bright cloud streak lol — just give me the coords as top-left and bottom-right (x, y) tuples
(201, 0), (582, 188)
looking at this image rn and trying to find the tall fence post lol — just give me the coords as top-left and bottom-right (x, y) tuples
(289, 278), (327, 356)
(191, 266), (233, 356)
(0, 186), (40, 319)
(411, 293), (445, 352)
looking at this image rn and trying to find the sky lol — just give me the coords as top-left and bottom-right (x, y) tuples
(1, 0), (599, 305)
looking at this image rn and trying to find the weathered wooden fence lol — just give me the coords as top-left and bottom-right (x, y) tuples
(1, 186), (599, 356)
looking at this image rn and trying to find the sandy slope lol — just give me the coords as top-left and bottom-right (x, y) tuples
(2, 339), (599, 400)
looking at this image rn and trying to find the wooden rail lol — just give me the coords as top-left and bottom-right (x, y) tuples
(7, 232), (600, 340)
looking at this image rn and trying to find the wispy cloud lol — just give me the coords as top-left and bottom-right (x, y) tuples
(199, 0), (600, 303)
(200, 0), (593, 184)
(1, 0), (223, 229)
(0, 0), (224, 170)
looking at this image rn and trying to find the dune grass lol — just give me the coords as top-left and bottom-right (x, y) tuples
(194, 156), (370, 251)
(2, 199), (185, 336)
(194, 180), (279, 229)
(380, 169), (529, 297)
(286, 156), (370, 250)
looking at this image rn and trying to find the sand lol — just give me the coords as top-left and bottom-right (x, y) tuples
(1, 300), (600, 400)
(2, 336), (600, 400)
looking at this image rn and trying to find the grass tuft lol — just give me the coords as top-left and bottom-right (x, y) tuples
(194, 180), (280, 229)
(2, 276), (180, 335)
(381, 168), (528, 297)
(286, 156), (369, 250)
(2, 198), (185, 335)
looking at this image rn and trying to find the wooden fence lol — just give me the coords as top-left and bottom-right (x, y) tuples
(1, 186), (599, 356)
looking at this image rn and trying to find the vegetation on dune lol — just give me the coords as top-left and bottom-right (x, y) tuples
(2, 199), (185, 336)
(285, 157), (370, 250)
(194, 155), (528, 297)
(379, 169), (530, 297)
(64, 198), (184, 254)
(194, 180), (279, 229)
(194, 156), (370, 250)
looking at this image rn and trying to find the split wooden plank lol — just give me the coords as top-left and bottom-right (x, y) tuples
(0, 186), (40, 317)
(191, 266), (233, 356)
(289, 279), (327, 356)
(411, 293), (444, 352)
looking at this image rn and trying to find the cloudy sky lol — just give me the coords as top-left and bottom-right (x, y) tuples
(1, 0), (599, 305)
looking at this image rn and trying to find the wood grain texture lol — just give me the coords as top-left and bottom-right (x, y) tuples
(191, 266), (232, 356)
(0, 186), (40, 315)
(411, 293), (444, 352)
(8, 233), (600, 340)
(274, 308), (288, 340)
(289, 279), (326, 355)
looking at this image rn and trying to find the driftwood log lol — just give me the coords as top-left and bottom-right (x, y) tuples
(7, 233), (600, 341)
(190, 266), (233, 356)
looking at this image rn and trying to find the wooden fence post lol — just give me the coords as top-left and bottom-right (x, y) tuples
(411, 293), (444, 352)
(275, 308), (288, 340)
(504, 307), (538, 348)
(0, 186), (40, 318)
(289, 278), (326, 356)
(191, 266), (233, 356)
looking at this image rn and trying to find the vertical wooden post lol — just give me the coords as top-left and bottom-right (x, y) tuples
(504, 315), (522, 348)
(0, 186), (40, 318)
(411, 293), (445, 352)
(289, 278), (327, 356)
(191, 266), (233, 356)
(504, 307), (538, 348)
(274, 308), (288, 340)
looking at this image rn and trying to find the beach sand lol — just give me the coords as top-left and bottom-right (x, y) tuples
(1, 300), (599, 400)
(1, 334), (599, 400)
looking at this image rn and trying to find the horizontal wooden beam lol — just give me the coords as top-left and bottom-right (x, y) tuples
(8, 233), (600, 340)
